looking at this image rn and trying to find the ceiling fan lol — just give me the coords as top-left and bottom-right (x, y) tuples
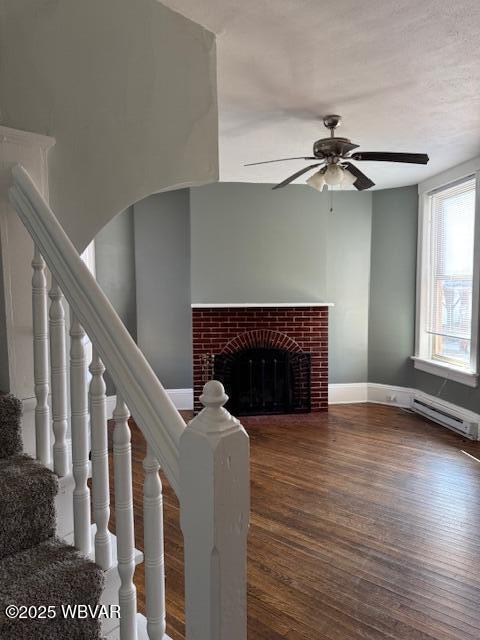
(245, 115), (429, 191)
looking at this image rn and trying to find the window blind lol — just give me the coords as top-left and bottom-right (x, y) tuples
(426, 176), (476, 365)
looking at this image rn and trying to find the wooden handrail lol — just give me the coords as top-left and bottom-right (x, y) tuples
(9, 164), (185, 493)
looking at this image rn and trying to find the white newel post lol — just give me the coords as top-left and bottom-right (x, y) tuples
(143, 445), (166, 640)
(89, 349), (112, 570)
(113, 395), (138, 640)
(70, 314), (92, 555)
(31, 247), (50, 465)
(48, 279), (69, 476)
(180, 381), (250, 640)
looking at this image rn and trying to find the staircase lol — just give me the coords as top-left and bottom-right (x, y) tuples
(4, 164), (250, 640)
(0, 393), (104, 639)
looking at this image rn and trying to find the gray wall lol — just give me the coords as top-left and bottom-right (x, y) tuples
(95, 207), (137, 394)
(190, 183), (372, 383)
(369, 187), (418, 387)
(369, 186), (480, 412)
(325, 193), (372, 383)
(134, 191), (192, 389)
(95, 207), (137, 341)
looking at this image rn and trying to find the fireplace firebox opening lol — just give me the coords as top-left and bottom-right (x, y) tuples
(214, 347), (311, 416)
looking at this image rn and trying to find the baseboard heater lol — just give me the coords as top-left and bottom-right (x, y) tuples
(411, 398), (479, 440)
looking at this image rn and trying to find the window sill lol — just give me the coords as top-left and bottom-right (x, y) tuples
(411, 356), (479, 388)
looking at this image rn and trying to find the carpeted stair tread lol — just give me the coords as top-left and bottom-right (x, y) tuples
(0, 538), (104, 639)
(0, 394), (22, 458)
(0, 454), (57, 559)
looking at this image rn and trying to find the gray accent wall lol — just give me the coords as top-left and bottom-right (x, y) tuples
(190, 183), (372, 383)
(134, 191), (192, 389)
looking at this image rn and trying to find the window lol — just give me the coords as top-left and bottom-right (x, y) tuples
(415, 173), (479, 387)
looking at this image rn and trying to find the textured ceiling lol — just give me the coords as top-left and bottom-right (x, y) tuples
(161, 0), (480, 188)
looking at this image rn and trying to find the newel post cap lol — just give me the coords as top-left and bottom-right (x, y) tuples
(186, 380), (243, 435)
(200, 380), (228, 409)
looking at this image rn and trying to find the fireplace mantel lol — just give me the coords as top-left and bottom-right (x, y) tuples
(191, 302), (334, 308)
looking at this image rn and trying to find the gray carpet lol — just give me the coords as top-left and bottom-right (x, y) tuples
(0, 538), (104, 639)
(0, 455), (57, 558)
(0, 394), (22, 458)
(0, 395), (104, 639)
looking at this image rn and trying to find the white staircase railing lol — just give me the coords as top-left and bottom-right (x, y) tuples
(9, 164), (250, 640)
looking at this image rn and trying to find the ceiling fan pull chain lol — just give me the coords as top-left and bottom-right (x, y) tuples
(329, 190), (334, 214)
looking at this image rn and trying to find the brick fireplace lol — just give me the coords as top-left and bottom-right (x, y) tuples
(192, 303), (331, 414)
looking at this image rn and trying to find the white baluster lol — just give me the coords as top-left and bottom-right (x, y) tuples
(49, 279), (68, 476)
(32, 247), (50, 465)
(70, 313), (91, 554)
(113, 395), (138, 640)
(180, 381), (250, 640)
(143, 445), (166, 640)
(89, 349), (112, 570)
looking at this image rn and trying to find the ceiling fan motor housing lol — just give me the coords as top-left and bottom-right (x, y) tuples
(313, 137), (359, 158)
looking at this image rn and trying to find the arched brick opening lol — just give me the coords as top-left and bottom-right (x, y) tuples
(221, 330), (303, 355)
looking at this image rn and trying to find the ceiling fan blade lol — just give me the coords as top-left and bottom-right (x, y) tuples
(350, 152), (429, 165)
(342, 162), (375, 190)
(244, 156), (319, 166)
(272, 163), (323, 190)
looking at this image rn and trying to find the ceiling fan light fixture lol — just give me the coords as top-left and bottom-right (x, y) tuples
(306, 170), (325, 191)
(341, 168), (357, 187)
(324, 163), (344, 186)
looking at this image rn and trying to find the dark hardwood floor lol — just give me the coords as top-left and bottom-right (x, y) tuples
(108, 404), (480, 640)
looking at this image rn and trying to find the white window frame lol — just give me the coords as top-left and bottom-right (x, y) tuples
(414, 157), (480, 388)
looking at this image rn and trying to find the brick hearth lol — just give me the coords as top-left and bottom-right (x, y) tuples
(192, 304), (330, 413)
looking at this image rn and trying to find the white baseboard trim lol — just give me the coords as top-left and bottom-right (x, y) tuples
(166, 388), (194, 410)
(328, 383), (368, 404)
(106, 389), (193, 417)
(366, 383), (413, 408)
(328, 382), (413, 407)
